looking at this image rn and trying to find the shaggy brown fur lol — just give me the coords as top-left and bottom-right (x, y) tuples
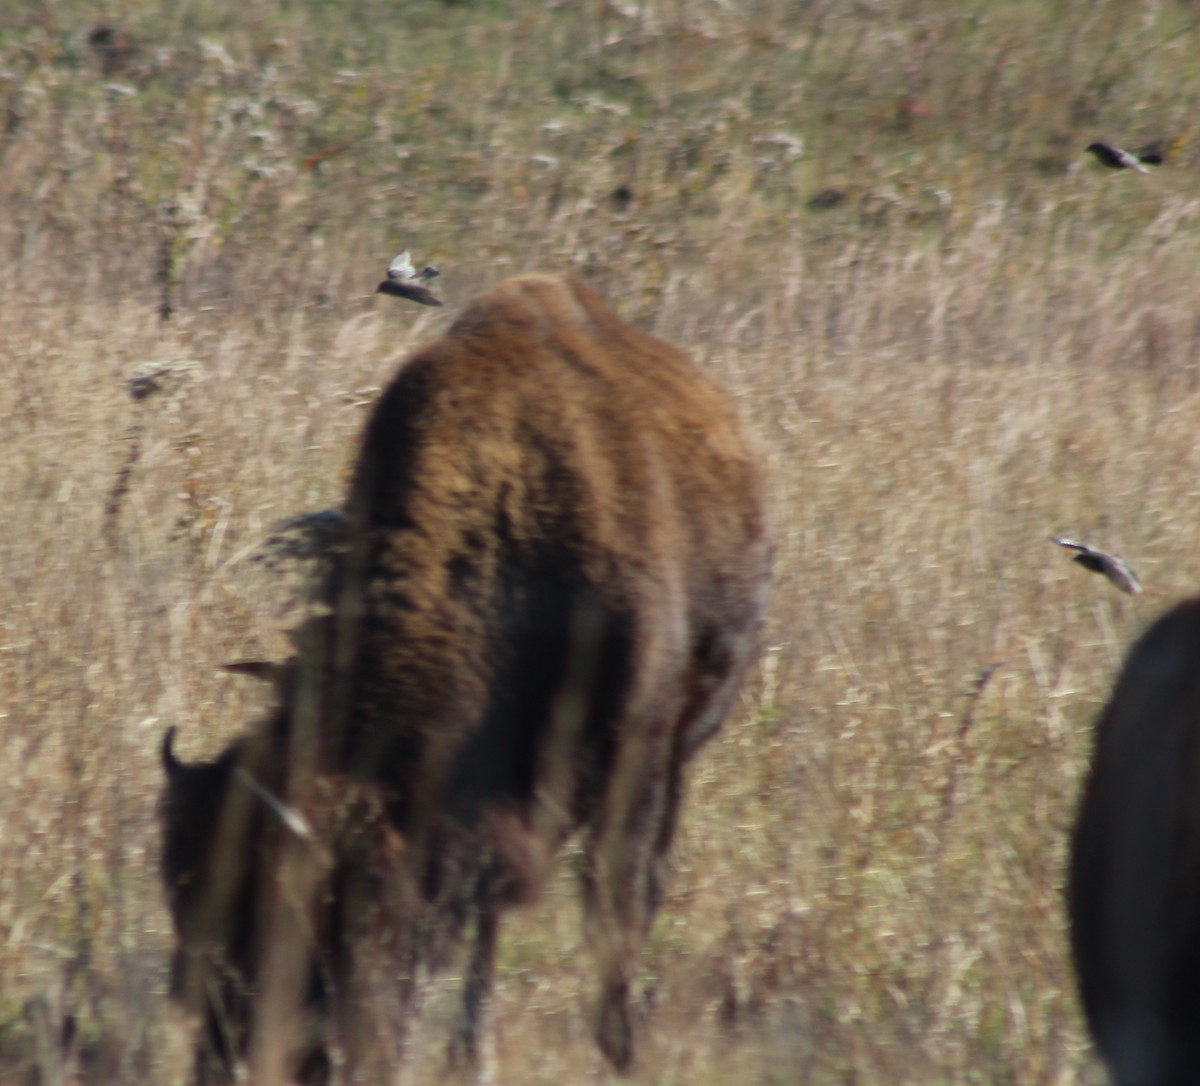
(1068, 597), (1200, 1086)
(161, 274), (772, 1083)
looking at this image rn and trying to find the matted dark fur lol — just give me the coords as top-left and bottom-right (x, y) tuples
(161, 274), (772, 1082)
(1067, 597), (1200, 1086)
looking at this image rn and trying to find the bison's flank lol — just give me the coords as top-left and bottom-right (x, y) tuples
(160, 274), (772, 1083)
(1068, 597), (1200, 1086)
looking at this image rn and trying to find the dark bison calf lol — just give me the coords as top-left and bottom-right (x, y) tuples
(1068, 597), (1200, 1086)
(161, 274), (772, 1082)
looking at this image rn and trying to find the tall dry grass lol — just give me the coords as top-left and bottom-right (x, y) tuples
(4, 0), (1200, 1081)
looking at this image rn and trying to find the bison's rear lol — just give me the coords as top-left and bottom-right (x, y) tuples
(161, 274), (771, 1082)
(1068, 598), (1200, 1086)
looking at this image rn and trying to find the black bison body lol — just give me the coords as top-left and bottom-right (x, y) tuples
(1068, 597), (1200, 1086)
(161, 274), (772, 1082)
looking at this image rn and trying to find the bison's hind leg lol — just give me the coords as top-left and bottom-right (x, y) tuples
(446, 810), (543, 1076)
(447, 905), (499, 1074)
(585, 620), (762, 1073)
(583, 732), (680, 1074)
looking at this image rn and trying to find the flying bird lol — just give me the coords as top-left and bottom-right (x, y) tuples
(1084, 142), (1156, 174)
(1050, 536), (1142, 596)
(376, 250), (442, 307)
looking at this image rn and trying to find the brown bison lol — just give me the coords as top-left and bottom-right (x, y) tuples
(161, 274), (772, 1083)
(1068, 597), (1200, 1086)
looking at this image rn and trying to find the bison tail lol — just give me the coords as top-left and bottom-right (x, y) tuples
(482, 808), (550, 907)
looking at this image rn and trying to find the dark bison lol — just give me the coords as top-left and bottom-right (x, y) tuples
(161, 274), (772, 1082)
(1068, 597), (1200, 1086)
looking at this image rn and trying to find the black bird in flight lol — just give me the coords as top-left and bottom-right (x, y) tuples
(1084, 141), (1158, 174)
(1050, 536), (1142, 596)
(377, 250), (442, 306)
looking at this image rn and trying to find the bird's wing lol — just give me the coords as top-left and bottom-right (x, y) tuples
(1113, 146), (1149, 172)
(387, 250), (416, 280)
(1050, 536), (1088, 554)
(1102, 555), (1142, 595)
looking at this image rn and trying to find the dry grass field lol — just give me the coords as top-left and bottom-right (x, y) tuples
(5, 1), (1200, 1082)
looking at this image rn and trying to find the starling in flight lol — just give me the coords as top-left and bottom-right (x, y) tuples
(377, 250), (442, 307)
(1050, 536), (1142, 595)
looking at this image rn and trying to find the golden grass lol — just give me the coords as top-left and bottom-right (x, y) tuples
(5, 0), (1200, 1081)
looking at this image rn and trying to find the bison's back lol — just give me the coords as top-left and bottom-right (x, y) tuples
(358, 273), (763, 584)
(1068, 598), (1200, 1086)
